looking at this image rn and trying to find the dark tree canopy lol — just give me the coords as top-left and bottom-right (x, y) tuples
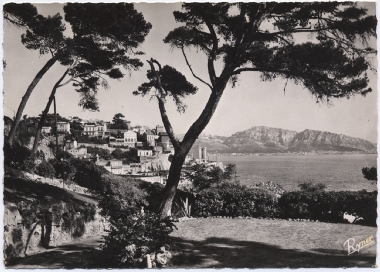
(4, 3), (38, 27)
(164, 2), (375, 102)
(62, 3), (152, 111)
(135, 61), (198, 113)
(4, 3), (152, 145)
(109, 113), (129, 129)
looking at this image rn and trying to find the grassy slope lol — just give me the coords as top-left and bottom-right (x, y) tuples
(4, 176), (98, 207)
(171, 218), (377, 268)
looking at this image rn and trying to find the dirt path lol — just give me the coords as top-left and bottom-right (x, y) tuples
(6, 235), (106, 269)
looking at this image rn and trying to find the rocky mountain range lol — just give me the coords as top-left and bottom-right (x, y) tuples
(187, 126), (377, 154)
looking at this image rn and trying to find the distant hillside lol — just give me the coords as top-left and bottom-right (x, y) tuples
(185, 126), (376, 154)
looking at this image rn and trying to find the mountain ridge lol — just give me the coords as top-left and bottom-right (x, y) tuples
(186, 126), (376, 154)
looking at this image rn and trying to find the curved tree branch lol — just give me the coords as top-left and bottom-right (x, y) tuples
(181, 47), (213, 90)
(204, 20), (218, 86)
(32, 68), (70, 154)
(7, 56), (58, 145)
(147, 59), (180, 151)
(156, 95), (180, 152)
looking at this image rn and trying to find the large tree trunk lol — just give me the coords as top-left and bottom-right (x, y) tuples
(32, 69), (69, 154)
(157, 153), (186, 217)
(7, 57), (57, 146)
(158, 83), (228, 217)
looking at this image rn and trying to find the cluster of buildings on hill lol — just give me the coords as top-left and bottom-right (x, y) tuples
(4, 114), (224, 186)
(39, 116), (174, 154)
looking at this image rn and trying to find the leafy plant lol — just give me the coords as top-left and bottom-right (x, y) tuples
(298, 182), (327, 193)
(98, 177), (177, 267)
(101, 212), (177, 268)
(279, 190), (377, 226)
(185, 163), (240, 191)
(362, 167), (377, 183)
(35, 161), (55, 178)
(193, 186), (279, 218)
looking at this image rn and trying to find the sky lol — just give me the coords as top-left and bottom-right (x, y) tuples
(2, 2), (378, 143)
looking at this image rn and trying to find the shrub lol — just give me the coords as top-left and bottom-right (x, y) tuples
(298, 182), (327, 193)
(87, 146), (111, 160)
(193, 187), (279, 218)
(35, 161), (55, 178)
(72, 159), (107, 192)
(362, 167), (377, 182)
(98, 177), (177, 267)
(279, 190), (377, 226)
(254, 181), (285, 196)
(101, 212), (177, 268)
(98, 174), (147, 218)
(136, 180), (194, 218)
(184, 163), (240, 191)
(4, 142), (32, 169)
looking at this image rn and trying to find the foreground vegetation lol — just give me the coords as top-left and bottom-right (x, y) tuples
(3, 172), (97, 259)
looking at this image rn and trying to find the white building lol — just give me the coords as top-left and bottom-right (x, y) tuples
(41, 126), (51, 134)
(138, 149), (153, 157)
(123, 131), (137, 148)
(57, 122), (70, 133)
(83, 122), (107, 138)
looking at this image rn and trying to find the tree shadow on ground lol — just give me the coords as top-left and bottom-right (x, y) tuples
(5, 238), (105, 269)
(170, 236), (376, 268)
(6, 235), (376, 269)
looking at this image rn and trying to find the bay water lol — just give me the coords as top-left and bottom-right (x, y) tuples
(218, 154), (377, 191)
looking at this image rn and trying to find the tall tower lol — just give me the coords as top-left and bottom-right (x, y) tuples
(196, 145), (207, 163)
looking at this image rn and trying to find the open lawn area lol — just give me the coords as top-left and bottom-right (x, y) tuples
(170, 218), (377, 268)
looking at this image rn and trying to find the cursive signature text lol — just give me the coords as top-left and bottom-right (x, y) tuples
(343, 236), (375, 255)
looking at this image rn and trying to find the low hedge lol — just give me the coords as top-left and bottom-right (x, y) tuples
(278, 190), (377, 226)
(193, 187), (279, 218)
(191, 186), (376, 226)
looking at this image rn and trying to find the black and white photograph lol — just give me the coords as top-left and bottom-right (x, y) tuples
(2, 1), (378, 269)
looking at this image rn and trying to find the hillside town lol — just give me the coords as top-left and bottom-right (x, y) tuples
(4, 113), (223, 185)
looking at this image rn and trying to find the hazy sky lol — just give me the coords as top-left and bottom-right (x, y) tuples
(2, 2), (378, 142)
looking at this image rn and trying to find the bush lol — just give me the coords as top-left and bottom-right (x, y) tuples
(101, 212), (177, 268)
(193, 187), (279, 218)
(98, 176), (177, 267)
(362, 167), (377, 182)
(87, 146), (111, 160)
(4, 142), (32, 169)
(298, 182), (327, 193)
(72, 159), (107, 192)
(184, 163), (240, 191)
(35, 161), (55, 178)
(99, 174), (147, 218)
(254, 181), (285, 196)
(279, 190), (377, 226)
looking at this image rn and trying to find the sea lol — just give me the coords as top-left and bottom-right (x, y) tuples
(217, 154), (378, 192)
